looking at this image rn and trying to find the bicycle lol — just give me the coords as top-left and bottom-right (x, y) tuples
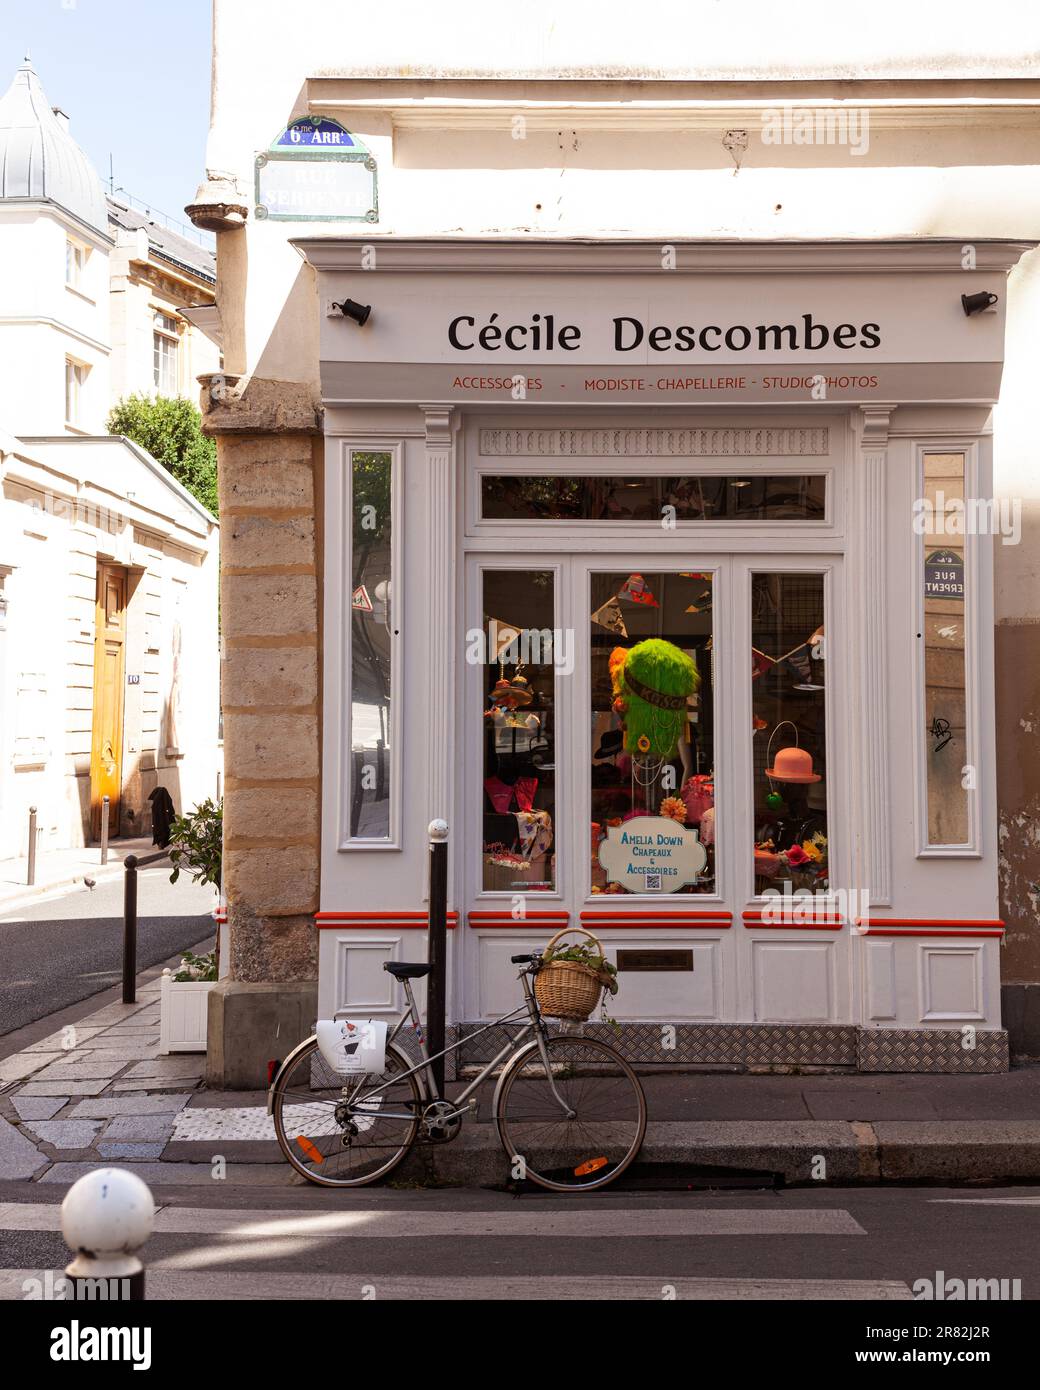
(268, 949), (647, 1192)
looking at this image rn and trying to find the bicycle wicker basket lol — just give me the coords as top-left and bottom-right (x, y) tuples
(534, 926), (612, 1021)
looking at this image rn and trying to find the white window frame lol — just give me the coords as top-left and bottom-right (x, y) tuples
(911, 439), (982, 858)
(153, 311), (181, 395)
(331, 440), (404, 851)
(65, 238), (87, 290)
(65, 357), (87, 425)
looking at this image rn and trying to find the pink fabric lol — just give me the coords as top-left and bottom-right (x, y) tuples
(485, 776), (539, 814)
(484, 777), (514, 814)
(681, 775), (714, 824)
(699, 806), (715, 847)
(513, 777), (538, 812)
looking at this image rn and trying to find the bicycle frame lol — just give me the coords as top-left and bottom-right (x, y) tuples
(331, 966), (577, 1124)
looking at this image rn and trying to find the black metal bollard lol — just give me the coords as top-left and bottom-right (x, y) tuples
(426, 819), (449, 1097)
(122, 854), (138, 1004)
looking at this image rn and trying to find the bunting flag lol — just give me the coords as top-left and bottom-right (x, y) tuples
(751, 647), (776, 680)
(618, 573), (659, 607)
(782, 645), (812, 683)
(590, 595), (628, 636)
(489, 619), (523, 663)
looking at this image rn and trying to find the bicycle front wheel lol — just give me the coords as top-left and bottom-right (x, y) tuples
(271, 1037), (421, 1188)
(494, 1035), (647, 1192)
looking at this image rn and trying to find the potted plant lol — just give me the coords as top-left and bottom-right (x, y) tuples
(160, 950), (218, 1053)
(161, 799), (223, 1053)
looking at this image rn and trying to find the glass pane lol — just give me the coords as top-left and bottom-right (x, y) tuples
(922, 453), (969, 844)
(349, 450), (393, 839)
(590, 571), (715, 896)
(483, 474), (825, 522)
(751, 574), (829, 896)
(481, 570), (556, 892)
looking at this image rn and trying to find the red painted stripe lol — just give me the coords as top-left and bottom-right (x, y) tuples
(315, 910), (458, 930)
(858, 928), (1003, 938)
(744, 921), (844, 931)
(581, 910), (732, 922)
(743, 913), (844, 926)
(578, 918), (731, 930)
(468, 910), (569, 920)
(854, 918), (1004, 928)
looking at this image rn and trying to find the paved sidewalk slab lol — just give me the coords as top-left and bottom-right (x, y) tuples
(0, 1117), (46, 1181)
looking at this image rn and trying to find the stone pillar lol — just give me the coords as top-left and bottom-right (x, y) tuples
(200, 373), (323, 1088)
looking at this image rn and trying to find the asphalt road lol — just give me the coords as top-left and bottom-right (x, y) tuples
(1, 1183), (1038, 1306)
(0, 865), (217, 1037)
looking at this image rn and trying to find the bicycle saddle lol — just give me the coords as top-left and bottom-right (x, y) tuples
(383, 962), (432, 980)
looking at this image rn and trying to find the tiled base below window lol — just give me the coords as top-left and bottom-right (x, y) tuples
(447, 1022), (1009, 1075)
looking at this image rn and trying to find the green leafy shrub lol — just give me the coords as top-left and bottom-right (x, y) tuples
(107, 394), (218, 515)
(168, 798), (222, 888)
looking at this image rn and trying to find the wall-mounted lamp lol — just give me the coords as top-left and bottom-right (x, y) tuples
(332, 298), (372, 326)
(961, 291), (998, 316)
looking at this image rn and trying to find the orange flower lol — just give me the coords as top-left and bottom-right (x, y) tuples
(660, 797), (687, 823)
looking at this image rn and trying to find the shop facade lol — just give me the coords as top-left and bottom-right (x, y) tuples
(295, 236), (1025, 1073)
(189, 5), (1040, 1085)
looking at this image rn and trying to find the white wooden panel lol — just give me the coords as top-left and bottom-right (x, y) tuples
(865, 939), (897, 1021)
(920, 944), (984, 1020)
(474, 933), (724, 1021)
(751, 940), (834, 1022)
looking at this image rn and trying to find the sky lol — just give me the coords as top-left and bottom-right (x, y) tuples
(0, 0), (212, 237)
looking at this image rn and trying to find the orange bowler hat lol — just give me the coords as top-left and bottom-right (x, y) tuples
(765, 745), (822, 784)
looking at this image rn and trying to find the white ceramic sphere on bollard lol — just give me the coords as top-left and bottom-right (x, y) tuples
(428, 819), (449, 843)
(61, 1168), (155, 1292)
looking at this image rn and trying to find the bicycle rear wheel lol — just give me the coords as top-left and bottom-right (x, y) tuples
(271, 1037), (421, 1187)
(494, 1035), (647, 1192)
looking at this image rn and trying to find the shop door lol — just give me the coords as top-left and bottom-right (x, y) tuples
(461, 551), (843, 1022)
(90, 563), (127, 839)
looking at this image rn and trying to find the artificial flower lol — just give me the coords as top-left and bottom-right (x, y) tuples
(660, 796), (687, 823)
(784, 844), (811, 868)
(801, 839), (824, 862)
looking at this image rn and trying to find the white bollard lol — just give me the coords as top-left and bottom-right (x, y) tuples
(61, 1168), (155, 1301)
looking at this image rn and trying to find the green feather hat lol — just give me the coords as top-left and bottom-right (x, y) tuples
(619, 638), (698, 759)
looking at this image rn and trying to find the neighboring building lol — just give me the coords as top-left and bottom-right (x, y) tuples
(189, 1), (1040, 1086)
(0, 57), (221, 439)
(0, 58), (220, 858)
(0, 433), (219, 857)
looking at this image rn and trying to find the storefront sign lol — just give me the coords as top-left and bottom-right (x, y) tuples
(256, 118), (377, 222)
(598, 816), (707, 894)
(924, 549), (965, 600)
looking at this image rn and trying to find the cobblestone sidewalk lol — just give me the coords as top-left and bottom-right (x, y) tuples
(0, 979), (208, 1180)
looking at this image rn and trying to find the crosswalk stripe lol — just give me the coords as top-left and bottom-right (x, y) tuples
(0, 1202), (865, 1238)
(930, 1198), (1040, 1206)
(0, 1269), (913, 1301)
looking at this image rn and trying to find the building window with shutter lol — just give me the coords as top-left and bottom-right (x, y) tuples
(153, 311), (180, 395)
(65, 357), (87, 425)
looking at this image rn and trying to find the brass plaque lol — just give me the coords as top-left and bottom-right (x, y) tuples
(616, 949), (694, 973)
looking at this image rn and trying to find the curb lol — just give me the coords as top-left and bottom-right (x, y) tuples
(391, 1119), (1040, 1187)
(0, 861), (127, 914)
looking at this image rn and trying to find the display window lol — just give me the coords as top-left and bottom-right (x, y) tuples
(589, 570), (716, 896)
(480, 569), (557, 892)
(749, 573), (828, 894)
(918, 451), (973, 849)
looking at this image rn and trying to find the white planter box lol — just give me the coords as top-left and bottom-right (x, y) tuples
(160, 970), (216, 1053)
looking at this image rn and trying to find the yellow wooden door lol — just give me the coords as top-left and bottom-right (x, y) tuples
(90, 564), (127, 840)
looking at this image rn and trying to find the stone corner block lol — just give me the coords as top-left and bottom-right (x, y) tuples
(206, 979), (318, 1090)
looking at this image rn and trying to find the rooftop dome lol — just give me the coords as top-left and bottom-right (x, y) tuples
(0, 56), (108, 235)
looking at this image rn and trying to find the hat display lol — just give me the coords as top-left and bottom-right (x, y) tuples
(507, 672), (533, 705)
(489, 678), (516, 706)
(764, 719), (823, 784)
(765, 745), (822, 784)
